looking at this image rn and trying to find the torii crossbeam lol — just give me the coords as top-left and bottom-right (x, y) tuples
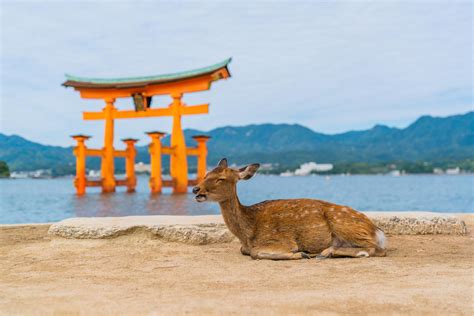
(64, 58), (231, 194)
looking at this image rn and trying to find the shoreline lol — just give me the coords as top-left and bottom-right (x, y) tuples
(3, 172), (474, 180)
(2, 211), (473, 227)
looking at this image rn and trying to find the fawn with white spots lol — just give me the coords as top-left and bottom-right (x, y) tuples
(193, 159), (386, 260)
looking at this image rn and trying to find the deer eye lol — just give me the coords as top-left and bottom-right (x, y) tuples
(216, 178), (226, 183)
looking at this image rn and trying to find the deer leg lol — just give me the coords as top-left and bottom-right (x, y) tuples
(240, 246), (251, 256)
(250, 247), (311, 260)
(319, 246), (384, 258)
(251, 251), (311, 260)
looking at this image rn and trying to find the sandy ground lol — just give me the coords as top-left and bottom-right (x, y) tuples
(1, 216), (473, 315)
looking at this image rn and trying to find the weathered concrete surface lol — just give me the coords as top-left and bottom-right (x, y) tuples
(367, 212), (468, 235)
(48, 215), (232, 245)
(47, 212), (468, 244)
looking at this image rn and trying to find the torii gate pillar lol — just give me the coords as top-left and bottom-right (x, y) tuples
(192, 135), (211, 182)
(101, 98), (116, 193)
(147, 131), (166, 194)
(71, 135), (91, 195)
(122, 138), (138, 193)
(170, 93), (188, 193)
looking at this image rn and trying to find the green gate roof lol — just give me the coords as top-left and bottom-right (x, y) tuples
(63, 58), (231, 89)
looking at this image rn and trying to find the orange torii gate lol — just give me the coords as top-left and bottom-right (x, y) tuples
(64, 59), (231, 195)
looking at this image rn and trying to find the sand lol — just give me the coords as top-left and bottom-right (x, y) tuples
(1, 216), (473, 315)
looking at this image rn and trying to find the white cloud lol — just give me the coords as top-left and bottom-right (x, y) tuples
(0, 1), (472, 146)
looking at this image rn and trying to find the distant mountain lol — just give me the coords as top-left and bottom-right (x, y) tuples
(0, 134), (74, 173)
(1, 111), (473, 173)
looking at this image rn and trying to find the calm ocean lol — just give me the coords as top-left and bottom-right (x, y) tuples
(0, 174), (472, 224)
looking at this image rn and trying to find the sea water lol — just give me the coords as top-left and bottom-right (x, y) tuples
(0, 174), (472, 224)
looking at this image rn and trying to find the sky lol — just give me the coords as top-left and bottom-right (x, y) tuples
(1, 0), (472, 147)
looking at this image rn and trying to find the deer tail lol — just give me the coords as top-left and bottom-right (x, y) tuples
(375, 227), (386, 249)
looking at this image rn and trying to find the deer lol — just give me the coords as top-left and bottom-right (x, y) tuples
(192, 158), (386, 260)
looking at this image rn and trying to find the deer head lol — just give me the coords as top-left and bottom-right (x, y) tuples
(192, 158), (260, 203)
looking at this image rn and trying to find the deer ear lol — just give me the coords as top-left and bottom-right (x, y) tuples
(217, 158), (228, 168)
(238, 163), (260, 180)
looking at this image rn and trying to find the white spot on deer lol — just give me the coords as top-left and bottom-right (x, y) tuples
(376, 229), (386, 249)
(356, 251), (369, 257)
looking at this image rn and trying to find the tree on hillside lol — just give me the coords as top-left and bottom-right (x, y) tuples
(0, 161), (10, 178)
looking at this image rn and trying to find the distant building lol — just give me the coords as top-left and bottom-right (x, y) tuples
(281, 162), (333, 176)
(31, 169), (52, 179)
(10, 172), (28, 179)
(388, 170), (401, 176)
(88, 170), (101, 178)
(433, 168), (444, 175)
(446, 167), (460, 175)
(10, 170), (52, 179)
(294, 162), (333, 176)
(135, 162), (151, 173)
(258, 163), (275, 171)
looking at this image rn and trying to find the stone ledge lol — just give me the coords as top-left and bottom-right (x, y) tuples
(48, 213), (468, 245)
(370, 216), (467, 235)
(48, 215), (233, 245)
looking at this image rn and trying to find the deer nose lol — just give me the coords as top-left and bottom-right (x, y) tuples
(192, 186), (200, 194)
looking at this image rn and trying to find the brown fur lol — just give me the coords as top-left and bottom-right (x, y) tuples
(193, 159), (386, 260)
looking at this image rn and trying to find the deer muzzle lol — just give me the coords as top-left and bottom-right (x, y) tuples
(193, 186), (207, 202)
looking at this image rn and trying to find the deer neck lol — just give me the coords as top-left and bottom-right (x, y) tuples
(218, 189), (254, 242)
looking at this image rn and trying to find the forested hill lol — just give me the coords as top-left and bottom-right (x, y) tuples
(1, 111), (472, 173)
